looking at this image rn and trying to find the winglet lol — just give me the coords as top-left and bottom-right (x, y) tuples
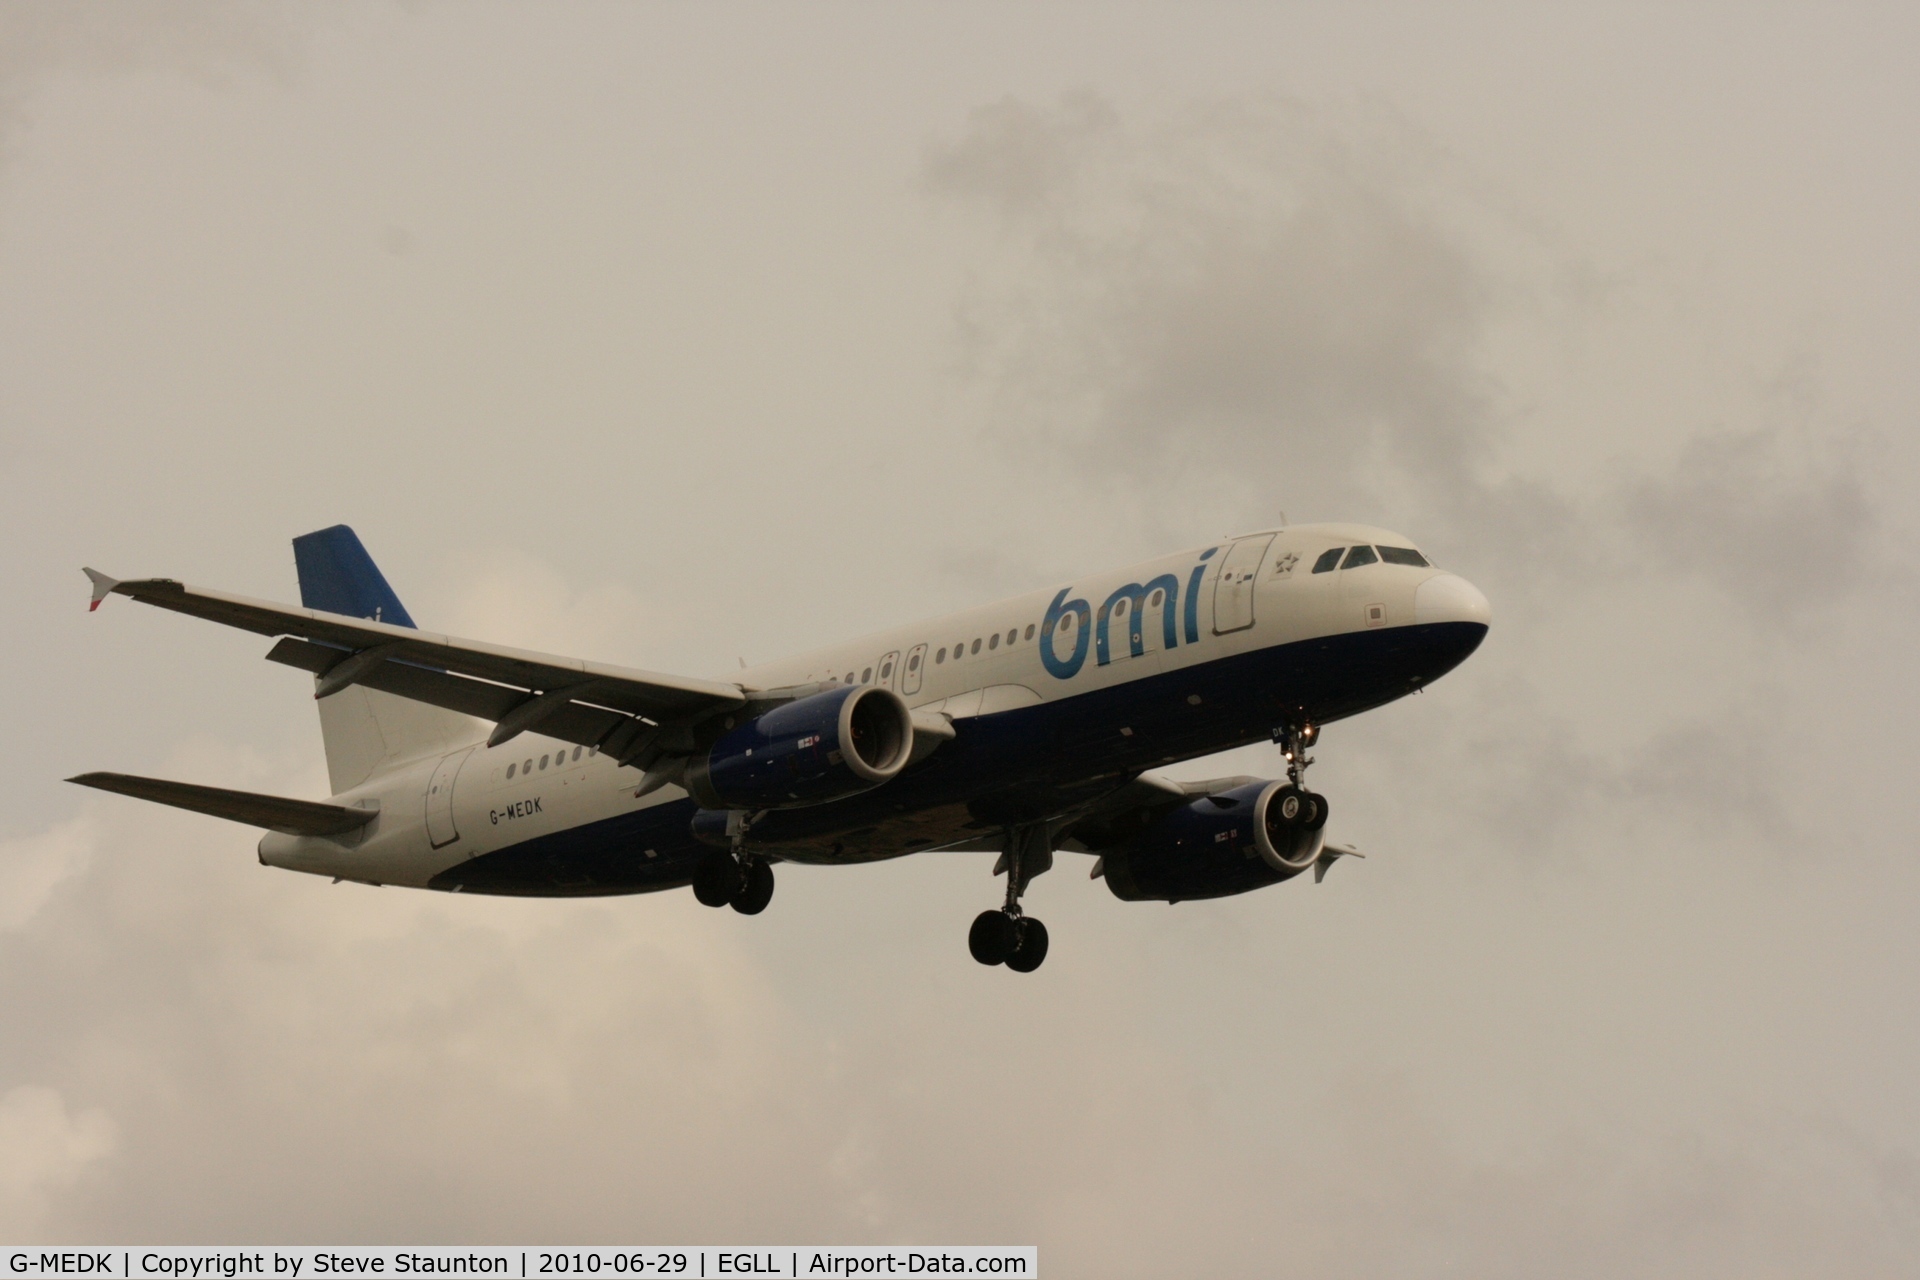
(82, 567), (121, 612)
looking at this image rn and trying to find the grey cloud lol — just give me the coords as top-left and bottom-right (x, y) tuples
(1328, 671), (1794, 876)
(926, 95), (1506, 515)
(1288, 1101), (1920, 1279)
(1617, 702), (1792, 835)
(1618, 423), (1881, 624)
(922, 91), (1122, 221)
(0, 3), (305, 166)
(924, 93), (1895, 626)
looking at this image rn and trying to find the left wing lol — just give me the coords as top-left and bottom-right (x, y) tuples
(83, 569), (747, 764)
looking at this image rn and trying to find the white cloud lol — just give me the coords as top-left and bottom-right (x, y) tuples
(0, 1085), (116, 1239)
(0, 817), (93, 934)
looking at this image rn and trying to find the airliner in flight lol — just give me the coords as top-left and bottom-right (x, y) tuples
(71, 523), (1488, 972)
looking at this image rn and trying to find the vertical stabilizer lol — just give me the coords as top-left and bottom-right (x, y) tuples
(293, 526), (480, 793)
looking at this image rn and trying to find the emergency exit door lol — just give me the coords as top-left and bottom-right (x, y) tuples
(425, 746), (474, 849)
(901, 643), (928, 695)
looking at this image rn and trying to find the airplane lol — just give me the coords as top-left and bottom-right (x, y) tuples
(69, 522), (1489, 972)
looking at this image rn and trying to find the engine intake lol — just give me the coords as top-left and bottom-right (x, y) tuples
(1100, 780), (1325, 902)
(685, 684), (914, 811)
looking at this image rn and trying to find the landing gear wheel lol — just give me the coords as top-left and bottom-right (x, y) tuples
(730, 858), (775, 915)
(1304, 792), (1329, 831)
(1004, 917), (1049, 973)
(692, 850), (744, 908)
(969, 909), (1017, 965)
(1273, 784), (1310, 827)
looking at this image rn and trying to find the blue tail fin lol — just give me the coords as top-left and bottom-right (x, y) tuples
(292, 525), (416, 628)
(291, 526), (476, 792)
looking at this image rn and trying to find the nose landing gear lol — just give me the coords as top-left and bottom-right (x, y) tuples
(970, 823), (1052, 972)
(1273, 721), (1330, 833)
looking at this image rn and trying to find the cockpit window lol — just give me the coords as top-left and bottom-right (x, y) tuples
(1311, 548), (1345, 573)
(1341, 545), (1378, 569)
(1377, 546), (1429, 567)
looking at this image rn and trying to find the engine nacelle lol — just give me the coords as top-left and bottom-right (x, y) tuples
(1100, 780), (1325, 903)
(684, 684), (914, 811)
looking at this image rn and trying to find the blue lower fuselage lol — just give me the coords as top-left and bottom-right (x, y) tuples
(431, 617), (1486, 896)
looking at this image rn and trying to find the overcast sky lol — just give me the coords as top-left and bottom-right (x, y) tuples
(3, 3), (1918, 1274)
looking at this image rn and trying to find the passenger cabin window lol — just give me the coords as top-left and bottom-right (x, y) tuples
(936, 647), (947, 663)
(1007, 628), (1017, 644)
(1378, 546), (1430, 567)
(989, 634), (999, 650)
(861, 667), (872, 683)
(1341, 545), (1379, 569)
(507, 763), (517, 779)
(1312, 548), (1345, 573)
(523, 759), (533, 774)
(540, 754), (550, 770)
(971, 638), (981, 654)
(573, 746), (583, 761)
(1025, 624), (1035, 640)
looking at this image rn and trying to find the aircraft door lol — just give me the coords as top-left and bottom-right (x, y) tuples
(1212, 534), (1275, 634)
(876, 650), (901, 690)
(901, 643), (927, 695)
(425, 746), (474, 849)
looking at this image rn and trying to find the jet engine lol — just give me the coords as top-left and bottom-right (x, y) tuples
(1099, 779), (1327, 903)
(683, 683), (914, 811)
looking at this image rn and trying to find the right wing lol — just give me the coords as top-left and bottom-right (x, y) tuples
(83, 570), (747, 765)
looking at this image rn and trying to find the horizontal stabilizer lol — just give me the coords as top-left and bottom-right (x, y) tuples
(66, 772), (378, 837)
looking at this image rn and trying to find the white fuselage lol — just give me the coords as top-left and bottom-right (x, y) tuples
(259, 523), (1489, 892)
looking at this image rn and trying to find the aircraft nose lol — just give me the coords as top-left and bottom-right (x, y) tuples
(1414, 572), (1492, 628)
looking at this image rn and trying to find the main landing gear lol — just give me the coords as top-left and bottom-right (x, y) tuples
(692, 850), (775, 913)
(692, 813), (776, 915)
(970, 824), (1051, 973)
(1272, 721), (1330, 833)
